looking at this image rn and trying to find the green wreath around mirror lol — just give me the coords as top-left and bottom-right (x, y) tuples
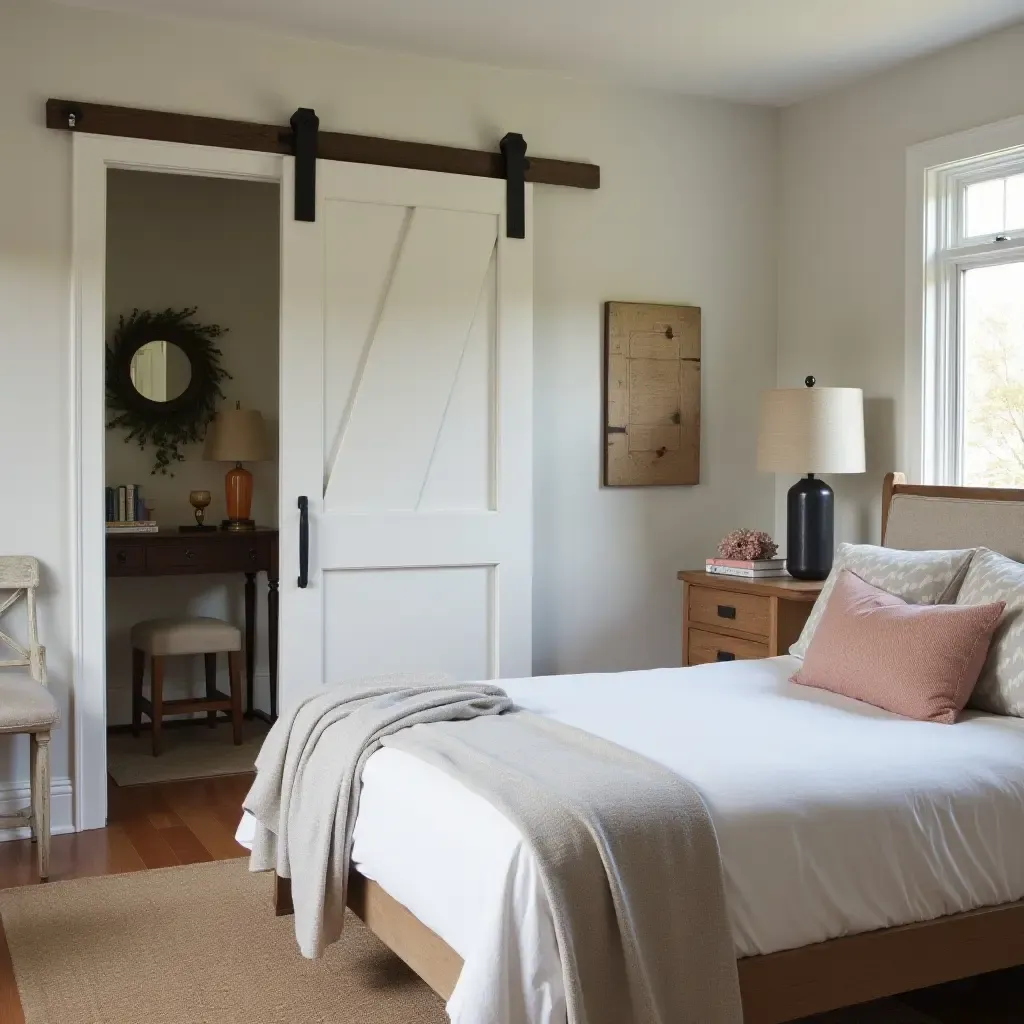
(106, 308), (231, 475)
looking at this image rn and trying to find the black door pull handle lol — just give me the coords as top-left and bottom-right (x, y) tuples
(717, 605), (736, 619)
(298, 496), (309, 588)
(716, 650), (736, 662)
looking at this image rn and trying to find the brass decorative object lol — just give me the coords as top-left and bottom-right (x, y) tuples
(182, 489), (215, 533)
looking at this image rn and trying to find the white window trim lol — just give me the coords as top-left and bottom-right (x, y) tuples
(905, 114), (1024, 484)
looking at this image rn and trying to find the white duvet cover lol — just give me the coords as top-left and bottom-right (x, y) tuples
(236, 657), (1024, 1024)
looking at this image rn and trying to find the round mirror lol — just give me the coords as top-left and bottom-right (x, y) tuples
(129, 340), (192, 402)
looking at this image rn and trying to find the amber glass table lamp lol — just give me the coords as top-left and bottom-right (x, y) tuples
(203, 403), (269, 532)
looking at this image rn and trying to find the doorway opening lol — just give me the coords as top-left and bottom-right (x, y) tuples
(103, 168), (281, 788)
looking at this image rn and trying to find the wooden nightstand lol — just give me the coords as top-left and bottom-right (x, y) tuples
(677, 571), (824, 666)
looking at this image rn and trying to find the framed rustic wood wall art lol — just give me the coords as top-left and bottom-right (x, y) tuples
(603, 301), (701, 486)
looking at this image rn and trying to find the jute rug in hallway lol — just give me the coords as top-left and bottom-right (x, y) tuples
(106, 720), (270, 787)
(0, 859), (938, 1023)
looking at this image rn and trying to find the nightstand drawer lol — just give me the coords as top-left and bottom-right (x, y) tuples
(688, 586), (771, 638)
(687, 628), (768, 666)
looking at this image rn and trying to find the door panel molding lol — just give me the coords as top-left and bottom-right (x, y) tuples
(325, 207), (498, 512)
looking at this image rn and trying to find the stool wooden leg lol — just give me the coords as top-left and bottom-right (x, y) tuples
(228, 650), (243, 746)
(131, 647), (145, 738)
(150, 655), (165, 757)
(205, 653), (218, 728)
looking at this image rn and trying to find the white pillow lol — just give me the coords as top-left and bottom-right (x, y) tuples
(956, 547), (1024, 717)
(789, 542), (975, 659)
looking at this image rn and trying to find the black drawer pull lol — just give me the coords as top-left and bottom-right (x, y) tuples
(184, 549), (195, 560)
(716, 650), (736, 662)
(116, 550), (128, 565)
(717, 605), (736, 619)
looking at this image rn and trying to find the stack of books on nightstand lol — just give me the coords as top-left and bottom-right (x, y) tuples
(105, 484), (157, 533)
(705, 557), (789, 579)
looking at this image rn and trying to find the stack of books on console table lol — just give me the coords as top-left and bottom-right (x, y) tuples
(106, 520), (158, 534)
(705, 558), (789, 579)
(105, 483), (157, 533)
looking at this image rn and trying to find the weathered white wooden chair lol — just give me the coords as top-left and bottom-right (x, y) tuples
(0, 557), (59, 881)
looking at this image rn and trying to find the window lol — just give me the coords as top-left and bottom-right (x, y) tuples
(920, 145), (1024, 486)
(961, 262), (1024, 485)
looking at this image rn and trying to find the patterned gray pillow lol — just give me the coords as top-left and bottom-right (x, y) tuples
(957, 548), (1024, 716)
(789, 543), (976, 659)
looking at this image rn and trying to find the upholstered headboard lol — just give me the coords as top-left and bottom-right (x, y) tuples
(881, 473), (1024, 561)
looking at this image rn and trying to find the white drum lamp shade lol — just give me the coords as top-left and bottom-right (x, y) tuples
(757, 380), (865, 581)
(757, 387), (865, 475)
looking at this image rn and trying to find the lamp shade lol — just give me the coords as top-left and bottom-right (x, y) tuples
(757, 387), (865, 475)
(203, 407), (269, 463)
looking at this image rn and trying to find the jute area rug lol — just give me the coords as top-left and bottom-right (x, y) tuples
(0, 860), (447, 1024)
(107, 720), (270, 786)
(0, 859), (939, 1024)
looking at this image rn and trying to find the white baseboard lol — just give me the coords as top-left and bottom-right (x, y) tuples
(0, 776), (75, 842)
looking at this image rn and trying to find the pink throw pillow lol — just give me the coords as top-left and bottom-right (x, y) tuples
(792, 570), (1005, 724)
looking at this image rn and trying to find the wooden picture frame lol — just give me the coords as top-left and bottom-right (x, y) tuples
(603, 301), (701, 487)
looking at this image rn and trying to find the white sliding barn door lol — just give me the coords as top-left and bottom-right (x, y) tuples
(278, 161), (533, 710)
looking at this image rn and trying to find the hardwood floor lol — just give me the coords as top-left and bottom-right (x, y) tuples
(0, 773), (1020, 1022)
(0, 774), (251, 890)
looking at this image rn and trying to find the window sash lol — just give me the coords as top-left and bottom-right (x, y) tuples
(921, 145), (1024, 486)
(932, 156), (1024, 248)
(932, 247), (1024, 485)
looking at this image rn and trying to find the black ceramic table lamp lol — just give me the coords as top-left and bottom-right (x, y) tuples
(757, 377), (865, 581)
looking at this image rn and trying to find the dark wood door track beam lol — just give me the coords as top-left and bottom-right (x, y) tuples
(46, 99), (599, 235)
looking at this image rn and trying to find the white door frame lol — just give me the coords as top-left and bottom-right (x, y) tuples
(69, 134), (283, 830)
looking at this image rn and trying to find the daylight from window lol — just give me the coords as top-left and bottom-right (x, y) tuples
(962, 261), (1024, 487)
(964, 174), (1024, 237)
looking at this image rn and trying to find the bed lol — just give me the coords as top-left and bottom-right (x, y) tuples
(242, 474), (1024, 1023)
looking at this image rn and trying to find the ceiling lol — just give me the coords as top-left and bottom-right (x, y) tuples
(56, 0), (1024, 104)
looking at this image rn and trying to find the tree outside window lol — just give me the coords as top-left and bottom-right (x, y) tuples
(963, 262), (1024, 487)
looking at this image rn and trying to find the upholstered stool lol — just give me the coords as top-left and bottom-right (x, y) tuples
(130, 616), (243, 756)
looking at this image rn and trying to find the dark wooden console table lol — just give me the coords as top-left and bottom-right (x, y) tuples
(106, 528), (279, 721)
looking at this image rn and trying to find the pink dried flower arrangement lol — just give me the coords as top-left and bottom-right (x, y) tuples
(717, 529), (778, 561)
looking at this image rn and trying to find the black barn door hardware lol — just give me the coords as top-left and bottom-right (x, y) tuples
(499, 133), (529, 239)
(45, 100), (600, 199)
(289, 108), (319, 222)
(297, 496), (309, 589)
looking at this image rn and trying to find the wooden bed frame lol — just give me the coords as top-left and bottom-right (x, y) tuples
(274, 473), (1024, 1023)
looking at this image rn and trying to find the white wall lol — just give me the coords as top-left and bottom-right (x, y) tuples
(104, 170), (279, 724)
(0, 0), (778, 825)
(778, 22), (1024, 544)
